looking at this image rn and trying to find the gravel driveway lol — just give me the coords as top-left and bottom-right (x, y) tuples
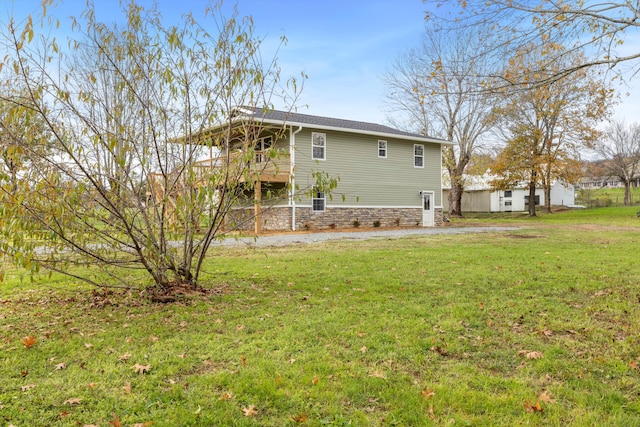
(215, 226), (518, 248)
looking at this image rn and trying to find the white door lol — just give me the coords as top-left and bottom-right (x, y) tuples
(422, 191), (434, 227)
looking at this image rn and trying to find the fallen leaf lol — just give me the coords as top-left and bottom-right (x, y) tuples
(368, 370), (386, 379)
(523, 401), (544, 413)
(122, 382), (132, 394)
(63, 397), (82, 405)
(312, 376), (319, 385)
(630, 360), (639, 370)
(22, 335), (37, 348)
(291, 414), (308, 423)
(132, 423), (153, 427)
(55, 362), (67, 370)
(21, 369), (28, 377)
(84, 343), (94, 349)
(430, 346), (448, 356)
(428, 404), (435, 419)
(215, 318), (223, 323)
(479, 302), (484, 310)
(133, 364), (151, 374)
(242, 404), (258, 417)
(219, 391), (234, 400)
(118, 353), (131, 361)
(360, 346), (367, 353)
(87, 383), (97, 388)
(148, 336), (159, 342)
(60, 411), (69, 417)
(420, 387), (435, 399)
(109, 414), (123, 427)
(21, 383), (36, 391)
(240, 355), (246, 366)
(538, 390), (555, 404)
(518, 350), (544, 359)
(288, 358), (296, 364)
(537, 328), (553, 338)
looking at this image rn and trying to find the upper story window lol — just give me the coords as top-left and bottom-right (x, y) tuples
(504, 190), (512, 198)
(378, 140), (387, 158)
(312, 132), (326, 160)
(414, 144), (424, 168)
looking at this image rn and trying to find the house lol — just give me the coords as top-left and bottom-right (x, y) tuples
(160, 107), (452, 232)
(578, 176), (631, 189)
(443, 173), (575, 213)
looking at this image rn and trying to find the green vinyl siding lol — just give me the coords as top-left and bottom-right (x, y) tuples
(293, 128), (442, 207)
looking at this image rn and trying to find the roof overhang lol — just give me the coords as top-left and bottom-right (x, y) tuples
(238, 115), (454, 145)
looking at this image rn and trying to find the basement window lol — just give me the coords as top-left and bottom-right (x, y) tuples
(312, 190), (326, 212)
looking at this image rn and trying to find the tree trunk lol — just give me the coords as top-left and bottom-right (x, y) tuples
(528, 179), (537, 217)
(448, 175), (464, 217)
(544, 182), (552, 213)
(624, 181), (631, 206)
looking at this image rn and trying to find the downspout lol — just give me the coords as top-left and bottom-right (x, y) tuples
(290, 125), (303, 231)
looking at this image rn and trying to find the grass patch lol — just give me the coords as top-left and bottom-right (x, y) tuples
(2, 208), (640, 425)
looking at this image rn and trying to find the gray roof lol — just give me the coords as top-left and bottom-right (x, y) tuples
(235, 106), (451, 145)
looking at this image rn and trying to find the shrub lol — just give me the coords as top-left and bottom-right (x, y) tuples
(373, 220), (381, 228)
(352, 219), (360, 228)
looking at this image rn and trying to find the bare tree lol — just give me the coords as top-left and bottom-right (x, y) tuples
(384, 25), (498, 217)
(422, 0), (640, 87)
(594, 120), (640, 206)
(0, 1), (321, 291)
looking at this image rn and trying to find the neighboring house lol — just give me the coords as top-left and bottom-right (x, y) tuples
(578, 176), (631, 189)
(443, 173), (575, 213)
(189, 107), (452, 232)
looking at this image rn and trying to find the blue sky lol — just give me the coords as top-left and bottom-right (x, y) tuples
(4, 0), (637, 126)
(4, 0), (427, 124)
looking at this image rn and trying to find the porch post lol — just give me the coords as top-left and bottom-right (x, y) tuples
(254, 180), (262, 234)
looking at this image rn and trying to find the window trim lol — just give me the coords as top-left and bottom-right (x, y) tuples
(312, 190), (326, 212)
(414, 144), (424, 168)
(378, 140), (387, 158)
(312, 132), (326, 161)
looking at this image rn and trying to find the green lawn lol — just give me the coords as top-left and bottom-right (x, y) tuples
(2, 207), (640, 426)
(576, 186), (640, 207)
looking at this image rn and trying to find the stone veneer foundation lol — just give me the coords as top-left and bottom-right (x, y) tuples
(227, 206), (444, 231)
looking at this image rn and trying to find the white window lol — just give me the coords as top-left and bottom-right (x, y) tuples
(378, 140), (387, 158)
(312, 132), (326, 160)
(414, 144), (424, 168)
(312, 190), (325, 212)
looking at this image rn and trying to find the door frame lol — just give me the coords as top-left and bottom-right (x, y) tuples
(421, 190), (434, 227)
